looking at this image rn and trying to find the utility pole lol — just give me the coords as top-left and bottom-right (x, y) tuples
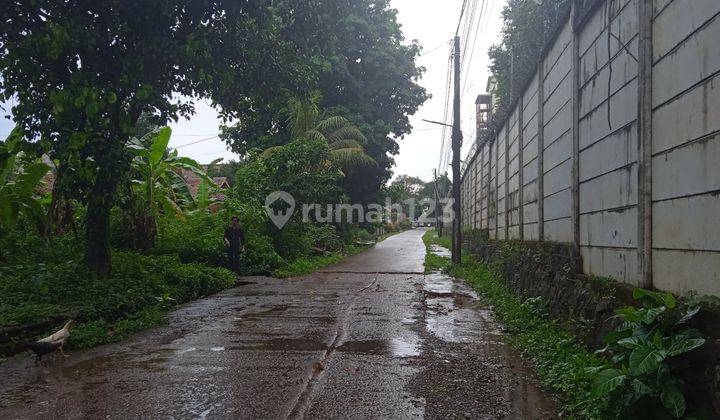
(433, 169), (442, 237)
(451, 36), (463, 263)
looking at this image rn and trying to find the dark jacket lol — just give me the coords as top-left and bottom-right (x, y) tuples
(224, 226), (245, 250)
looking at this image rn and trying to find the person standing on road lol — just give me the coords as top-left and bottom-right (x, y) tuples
(224, 216), (245, 272)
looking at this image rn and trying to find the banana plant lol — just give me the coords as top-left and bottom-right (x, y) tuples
(191, 158), (224, 214)
(126, 126), (215, 248)
(0, 128), (50, 235)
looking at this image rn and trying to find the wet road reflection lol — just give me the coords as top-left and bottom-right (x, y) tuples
(0, 229), (555, 419)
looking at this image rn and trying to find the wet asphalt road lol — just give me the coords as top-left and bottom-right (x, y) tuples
(0, 229), (556, 419)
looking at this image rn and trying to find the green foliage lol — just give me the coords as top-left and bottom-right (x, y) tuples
(222, 0), (428, 204)
(274, 245), (365, 278)
(71, 306), (167, 349)
(0, 246), (235, 349)
(0, 1), (309, 274)
(235, 138), (341, 208)
(274, 254), (345, 279)
(422, 230), (452, 273)
(0, 131), (50, 239)
(151, 210), (285, 275)
(352, 227), (374, 243)
(270, 94), (377, 172)
(124, 126), (215, 249)
(591, 289), (705, 418)
(488, 0), (570, 117)
(149, 213), (220, 264)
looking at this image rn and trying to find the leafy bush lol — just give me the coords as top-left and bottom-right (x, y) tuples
(151, 212), (226, 265)
(271, 220), (314, 260)
(241, 235), (285, 275)
(352, 227), (374, 243)
(233, 138), (341, 208)
(273, 244), (365, 278)
(591, 289), (705, 418)
(307, 223), (344, 251)
(0, 250), (235, 351)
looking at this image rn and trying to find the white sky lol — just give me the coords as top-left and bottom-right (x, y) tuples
(0, 0), (506, 184)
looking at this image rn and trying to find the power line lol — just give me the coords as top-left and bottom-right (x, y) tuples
(172, 135), (219, 149)
(419, 43), (448, 57)
(438, 46), (454, 171)
(461, 0), (488, 96)
(455, 0), (469, 37)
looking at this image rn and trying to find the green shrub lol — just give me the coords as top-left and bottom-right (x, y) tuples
(152, 213), (226, 265)
(307, 223), (344, 251)
(591, 289), (705, 418)
(274, 254), (344, 278)
(0, 250), (235, 351)
(241, 234), (285, 275)
(354, 229), (373, 242)
(271, 220), (314, 260)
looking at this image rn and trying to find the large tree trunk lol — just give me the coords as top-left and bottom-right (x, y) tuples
(85, 166), (117, 277)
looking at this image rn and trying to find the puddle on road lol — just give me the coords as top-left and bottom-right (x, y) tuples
(429, 244), (451, 258)
(418, 271), (558, 417)
(236, 304), (290, 317)
(227, 336), (421, 358)
(230, 338), (328, 352)
(422, 272), (497, 344)
(336, 337), (421, 358)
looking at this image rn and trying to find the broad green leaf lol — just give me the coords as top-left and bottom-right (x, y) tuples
(617, 335), (644, 349)
(18, 195), (47, 233)
(631, 378), (653, 397)
(641, 306), (666, 324)
(661, 385), (686, 418)
(629, 345), (666, 376)
(591, 368), (626, 397)
(15, 162), (50, 197)
(667, 337), (705, 357)
(150, 127), (172, 166)
(633, 288), (677, 309)
(615, 306), (642, 323)
(0, 154), (17, 185)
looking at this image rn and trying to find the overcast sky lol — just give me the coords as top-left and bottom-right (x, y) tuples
(0, 0), (506, 184)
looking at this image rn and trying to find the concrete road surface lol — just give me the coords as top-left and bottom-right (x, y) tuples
(0, 228), (556, 419)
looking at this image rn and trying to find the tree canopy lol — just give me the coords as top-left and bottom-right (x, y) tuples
(220, 0), (428, 204)
(488, 0), (570, 119)
(0, 0), (309, 275)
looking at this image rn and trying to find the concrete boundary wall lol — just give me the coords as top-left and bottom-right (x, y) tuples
(460, 0), (720, 296)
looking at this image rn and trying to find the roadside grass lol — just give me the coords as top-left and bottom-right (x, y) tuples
(273, 244), (367, 278)
(275, 228), (413, 278)
(422, 230), (450, 274)
(423, 229), (451, 249)
(421, 232), (608, 418)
